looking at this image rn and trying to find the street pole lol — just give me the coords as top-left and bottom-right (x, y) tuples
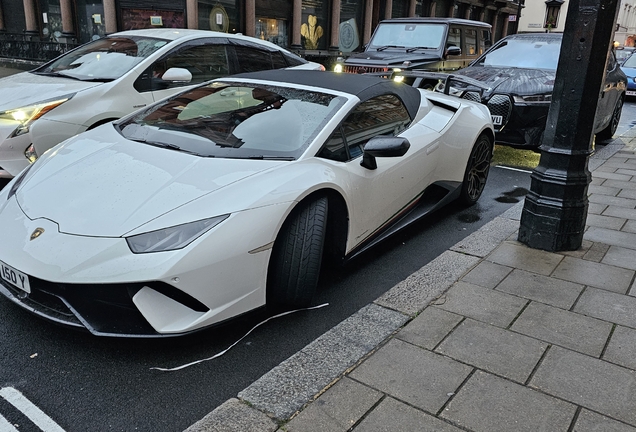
(518, 0), (620, 251)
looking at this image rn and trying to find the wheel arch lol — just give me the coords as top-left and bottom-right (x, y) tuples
(286, 188), (350, 264)
(264, 187), (350, 306)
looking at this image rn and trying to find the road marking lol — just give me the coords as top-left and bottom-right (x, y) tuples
(495, 165), (533, 173)
(0, 387), (65, 432)
(0, 413), (19, 432)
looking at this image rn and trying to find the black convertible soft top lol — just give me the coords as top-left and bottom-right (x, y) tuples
(224, 70), (422, 121)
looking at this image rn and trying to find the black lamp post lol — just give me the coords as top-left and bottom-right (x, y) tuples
(518, 0), (621, 251)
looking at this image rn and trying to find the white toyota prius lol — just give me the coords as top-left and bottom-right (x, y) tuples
(0, 70), (493, 337)
(0, 29), (322, 178)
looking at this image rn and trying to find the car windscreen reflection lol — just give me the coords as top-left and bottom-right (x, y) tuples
(117, 82), (346, 160)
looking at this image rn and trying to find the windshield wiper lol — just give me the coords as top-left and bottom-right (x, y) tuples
(406, 46), (436, 52)
(32, 70), (114, 82)
(32, 71), (82, 81)
(376, 45), (405, 51)
(236, 155), (295, 160)
(127, 137), (206, 156)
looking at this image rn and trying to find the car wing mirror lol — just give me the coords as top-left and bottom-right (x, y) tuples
(361, 136), (410, 170)
(445, 46), (462, 57)
(161, 67), (193, 82)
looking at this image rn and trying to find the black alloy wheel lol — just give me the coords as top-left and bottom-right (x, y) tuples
(459, 134), (493, 206)
(597, 97), (624, 141)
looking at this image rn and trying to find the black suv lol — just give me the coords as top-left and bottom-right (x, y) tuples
(335, 18), (492, 79)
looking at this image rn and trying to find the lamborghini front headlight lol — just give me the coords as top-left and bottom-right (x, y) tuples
(126, 215), (230, 254)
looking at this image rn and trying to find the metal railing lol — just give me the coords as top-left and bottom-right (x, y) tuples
(0, 33), (78, 62)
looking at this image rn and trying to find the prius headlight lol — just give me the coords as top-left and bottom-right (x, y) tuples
(126, 215), (230, 254)
(0, 94), (75, 137)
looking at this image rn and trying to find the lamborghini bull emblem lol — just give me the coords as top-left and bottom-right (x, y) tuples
(30, 228), (45, 241)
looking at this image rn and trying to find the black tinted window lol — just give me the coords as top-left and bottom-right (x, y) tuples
(271, 51), (288, 69)
(284, 52), (306, 67)
(235, 46), (274, 72)
(342, 95), (411, 158)
(165, 44), (230, 85)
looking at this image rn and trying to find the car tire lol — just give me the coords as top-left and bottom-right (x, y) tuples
(267, 196), (328, 309)
(596, 97), (624, 141)
(459, 134), (492, 206)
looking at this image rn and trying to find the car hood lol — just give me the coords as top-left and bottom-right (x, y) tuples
(453, 66), (556, 95)
(16, 125), (281, 237)
(621, 66), (636, 77)
(0, 72), (101, 111)
(346, 51), (440, 66)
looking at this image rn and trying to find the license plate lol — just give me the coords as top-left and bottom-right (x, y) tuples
(0, 261), (30, 294)
(491, 115), (503, 126)
(627, 90), (636, 96)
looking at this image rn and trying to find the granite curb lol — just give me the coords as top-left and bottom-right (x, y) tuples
(184, 138), (627, 432)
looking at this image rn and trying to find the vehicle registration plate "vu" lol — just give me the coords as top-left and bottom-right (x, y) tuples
(491, 115), (503, 126)
(0, 261), (30, 293)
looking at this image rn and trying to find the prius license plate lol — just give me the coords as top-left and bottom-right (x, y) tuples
(491, 115), (503, 126)
(0, 261), (30, 293)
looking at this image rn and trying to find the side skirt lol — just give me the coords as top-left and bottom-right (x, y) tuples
(345, 180), (462, 262)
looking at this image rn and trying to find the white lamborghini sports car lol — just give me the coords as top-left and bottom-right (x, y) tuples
(0, 70), (494, 337)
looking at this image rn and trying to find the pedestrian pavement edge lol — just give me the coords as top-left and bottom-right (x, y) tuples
(183, 138), (627, 432)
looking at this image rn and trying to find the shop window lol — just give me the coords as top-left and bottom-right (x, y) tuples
(39, 0), (63, 41)
(76, 0), (106, 43)
(544, 0), (564, 29)
(340, 0), (363, 51)
(301, 0), (328, 50)
(198, 1), (240, 33)
(256, 18), (288, 47)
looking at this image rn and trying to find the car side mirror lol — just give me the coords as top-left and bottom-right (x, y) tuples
(161, 67), (193, 83)
(361, 136), (411, 170)
(446, 46), (462, 57)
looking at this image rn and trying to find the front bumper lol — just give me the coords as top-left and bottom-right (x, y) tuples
(0, 120), (32, 178)
(0, 197), (276, 337)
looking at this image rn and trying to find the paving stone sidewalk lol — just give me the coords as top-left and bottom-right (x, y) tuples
(186, 133), (636, 432)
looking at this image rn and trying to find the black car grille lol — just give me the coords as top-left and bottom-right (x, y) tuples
(461, 91), (482, 102)
(0, 274), (209, 337)
(487, 94), (513, 130)
(344, 65), (390, 74)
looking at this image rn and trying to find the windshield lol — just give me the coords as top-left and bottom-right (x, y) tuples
(622, 53), (636, 68)
(617, 49), (634, 62)
(368, 23), (446, 50)
(34, 36), (169, 81)
(116, 81), (346, 159)
(475, 37), (561, 70)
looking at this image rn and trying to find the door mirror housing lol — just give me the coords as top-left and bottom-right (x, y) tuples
(161, 67), (193, 82)
(361, 136), (410, 170)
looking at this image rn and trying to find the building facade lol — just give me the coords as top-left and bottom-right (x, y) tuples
(517, 0), (635, 47)
(616, 0), (636, 46)
(0, 0), (521, 63)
